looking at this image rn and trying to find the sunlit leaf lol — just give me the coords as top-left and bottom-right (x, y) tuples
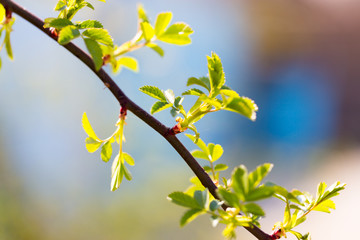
(214, 164), (228, 172)
(146, 42), (164, 57)
(246, 186), (275, 201)
(248, 163), (273, 190)
(137, 4), (149, 23)
(140, 21), (155, 41)
(208, 143), (223, 162)
(186, 77), (210, 92)
(83, 28), (114, 47)
(185, 134), (209, 155)
(117, 56), (138, 72)
(157, 22), (193, 45)
(207, 52), (225, 92)
(123, 152), (135, 166)
(243, 203), (265, 216)
(139, 85), (167, 101)
(217, 187), (241, 208)
(85, 137), (102, 153)
(232, 165), (248, 201)
(58, 25), (80, 44)
(180, 209), (204, 227)
(82, 112), (100, 140)
(167, 192), (200, 209)
(84, 38), (103, 71)
(191, 150), (208, 160)
(223, 96), (258, 121)
(182, 88), (204, 96)
(151, 101), (172, 114)
(76, 20), (103, 29)
(154, 12), (172, 36)
(100, 140), (112, 162)
(48, 18), (74, 29)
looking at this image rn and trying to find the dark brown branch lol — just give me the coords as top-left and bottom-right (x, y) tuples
(0, 0), (272, 239)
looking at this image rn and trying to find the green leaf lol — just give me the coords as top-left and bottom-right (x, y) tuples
(180, 209), (204, 227)
(194, 190), (208, 208)
(318, 181), (345, 203)
(100, 141), (112, 162)
(222, 223), (236, 239)
(191, 150), (209, 160)
(76, 20), (103, 29)
(313, 199), (335, 213)
(5, 31), (13, 60)
(122, 163), (132, 181)
(186, 77), (210, 92)
(137, 4), (149, 23)
(220, 89), (240, 98)
(202, 166), (212, 172)
(232, 165), (248, 201)
(58, 25), (80, 44)
(154, 12), (172, 36)
(140, 22), (155, 41)
(182, 88), (205, 96)
(150, 101), (172, 114)
(289, 231), (311, 240)
(248, 163), (273, 190)
(123, 152), (135, 166)
(243, 203), (265, 216)
(223, 96), (258, 121)
(82, 112), (100, 140)
(157, 22), (193, 45)
(146, 42), (164, 57)
(217, 187), (241, 208)
(117, 56), (138, 72)
(54, 1), (66, 11)
(139, 86), (166, 101)
(174, 96), (184, 108)
(209, 200), (222, 211)
(84, 38), (103, 71)
(167, 192), (200, 209)
(214, 164), (228, 172)
(110, 157), (123, 191)
(48, 18), (74, 29)
(207, 52), (225, 92)
(82, 28), (114, 47)
(164, 89), (175, 104)
(208, 143), (223, 162)
(85, 137), (102, 153)
(246, 186), (275, 201)
(0, 4), (4, 22)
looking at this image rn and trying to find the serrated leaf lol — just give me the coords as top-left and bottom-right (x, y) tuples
(180, 209), (204, 227)
(139, 85), (167, 101)
(199, 95), (223, 109)
(313, 199), (335, 213)
(223, 96), (258, 121)
(140, 22), (155, 41)
(85, 137), (102, 153)
(232, 165), (248, 201)
(117, 56), (138, 72)
(246, 186), (275, 201)
(186, 77), (210, 92)
(146, 42), (164, 57)
(214, 164), (228, 172)
(83, 28), (113, 47)
(220, 89), (240, 98)
(207, 52), (225, 92)
(48, 18), (74, 29)
(248, 163), (273, 190)
(82, 112), (100, 140)
(84, 38), (103, 71)
(164, 89), (175, 104)
(150, 101), (172, 114)
(243, 203), (265, 216)
(157, 22), (193, 45)
(154, 12), (172, 36)
(208, 143), (223, 162)
(191, 150), (209, 160)
(182, 88), (204, 96)
(194, 190), (208, 208)
(58, 25), (80, 44)
(167, 192), (200, 209)
(217, 187), (240, 208)
(319, 182), (345, 203)
(100, 141), (112, 162)
(76, 20), (103, 29)
(123, 152), (135, 166)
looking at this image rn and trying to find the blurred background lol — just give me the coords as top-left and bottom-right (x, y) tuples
(0, 0), (359, 239)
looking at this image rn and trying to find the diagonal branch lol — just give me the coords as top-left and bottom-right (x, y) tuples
(0, 0), (272, 239)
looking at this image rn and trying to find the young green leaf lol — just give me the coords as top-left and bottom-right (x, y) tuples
(85, 137), (102, 153)
(246, 186), (275, 201)
(84, 38), (103, 71)
(193, 190), (208, 209)
(214, 164), (228, 172)
(248, 163), (273, 190)
(312, 199), (335, 213)
(48, 18), (74, 29)
(139, 86), (166, 101)
(180, 209), (204, 227)
(146, 42), (164, 57)
(151, 101), (172, 114)
(117, 56), (138, 72)
(217, 187), (241, 209)
(186, 77), (210, 92)
(182, 88), (204, 96)
(208, 143), (223, 162)
(207, 52), (225, 92)
(137, 4), (150, 23)
(82, 112), (100, 140)
(243, 203), (265, 216)
(223, 96), (258, 121)
(157, 22), (193, 45)
(82, 28), (114, 47)
(231, 165), (248, 201)
(154, 12), (172, 36)
(76, 20), (103, 29)
(58, 25), (80, 44)
(54, 1), (66, 11)
(140, 22), (155, 41)
(5, 31), (13, 60)
(123, 152), (135, 166)
(100, 140), (112, 162)
(167, 192), (200, 209)
(0, 4), (4, 22)
(122, 163), (132, 181)
(191, 150), (209, 160)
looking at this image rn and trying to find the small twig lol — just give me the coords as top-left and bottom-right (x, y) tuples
(0, 1), (272, 239)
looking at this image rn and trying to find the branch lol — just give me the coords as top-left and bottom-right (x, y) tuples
(0, 1), (272, 239)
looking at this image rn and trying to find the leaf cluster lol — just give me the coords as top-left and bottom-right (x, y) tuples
(0, 3), (15, 69)
(140, 53), (258, 138)
(271, 181), (346, 239)
(82, 112), (134, 191)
